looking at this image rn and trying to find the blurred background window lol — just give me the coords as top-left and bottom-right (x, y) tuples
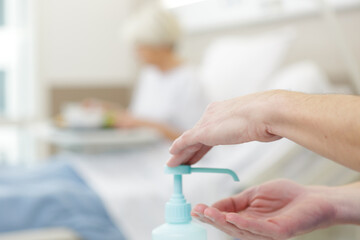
(0, 0), (5, 116)
(0, 0), (36, 165)
(0, 0), (4, 26)
(0, 71), (5, 115)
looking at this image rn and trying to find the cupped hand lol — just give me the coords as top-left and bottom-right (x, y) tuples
(168, 91), (282, 167)
(191, 179), (337, 240)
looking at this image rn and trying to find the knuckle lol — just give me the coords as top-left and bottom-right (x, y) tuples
(276, 178), (292, 184)
(187, 144), (201, 152)
(206, 101), (218, 112)
(181, 130), (193, 141)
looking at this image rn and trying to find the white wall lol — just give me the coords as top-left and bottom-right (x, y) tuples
(37, 0), (144, 87)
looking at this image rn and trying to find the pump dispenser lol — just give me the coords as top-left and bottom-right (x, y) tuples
(152, 165), (239, 240)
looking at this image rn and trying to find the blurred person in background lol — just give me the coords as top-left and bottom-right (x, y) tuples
(62, 3), (206, 141)
(114, 3), (206, 140)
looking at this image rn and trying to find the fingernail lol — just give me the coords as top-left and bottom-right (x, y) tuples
(226, 219), (235, 225)
(205, 215), (215, 222)
(194, 212), (204, 218)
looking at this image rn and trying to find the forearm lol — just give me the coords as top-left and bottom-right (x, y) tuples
(268, 90), (360, 171)
(116, 111), (181, 141)
(139, 120), (181, 141)
(153, 123), (181, 141)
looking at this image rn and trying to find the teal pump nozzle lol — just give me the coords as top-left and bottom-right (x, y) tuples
(164, 165), (239, 180)
(152, 165), (239, 240)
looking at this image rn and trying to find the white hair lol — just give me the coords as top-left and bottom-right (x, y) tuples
(122, 4), (182, 48)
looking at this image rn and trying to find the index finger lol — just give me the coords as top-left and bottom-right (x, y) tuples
(212, 190), (251, 212)
(169, 129), (199, 155)
(167, 143), (202, 167)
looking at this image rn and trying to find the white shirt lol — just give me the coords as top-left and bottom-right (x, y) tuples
(130, 65), (207, 131)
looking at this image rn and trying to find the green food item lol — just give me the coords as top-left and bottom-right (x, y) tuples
(103, 111), (117, 128)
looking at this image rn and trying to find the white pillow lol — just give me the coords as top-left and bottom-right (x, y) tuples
(265, 61), (338, 94)
(200, 28), (295, 101)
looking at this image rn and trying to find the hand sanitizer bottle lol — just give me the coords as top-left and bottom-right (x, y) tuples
(152, 165), (239, 240)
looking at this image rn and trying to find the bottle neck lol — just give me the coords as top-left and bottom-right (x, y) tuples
(165, 174), (192, 224)
(174, 175), (183, 196)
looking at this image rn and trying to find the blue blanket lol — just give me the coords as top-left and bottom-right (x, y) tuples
(0, 162), (126, 240)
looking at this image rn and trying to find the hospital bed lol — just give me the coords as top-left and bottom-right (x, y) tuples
(0, 228), (80, 240)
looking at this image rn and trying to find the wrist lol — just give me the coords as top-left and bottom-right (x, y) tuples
(261, 90), (293, 136)
(332, 184), (360, 225)
(264, 90), (310, 137)
(313, 184), (360, 226)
